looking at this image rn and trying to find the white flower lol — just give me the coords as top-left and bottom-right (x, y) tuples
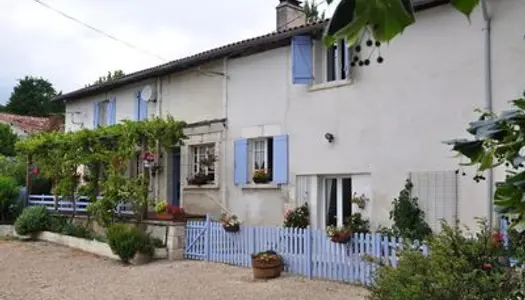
(514, 125), (521, 132)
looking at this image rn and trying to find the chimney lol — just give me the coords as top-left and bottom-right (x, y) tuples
(276, 0), (306, 31)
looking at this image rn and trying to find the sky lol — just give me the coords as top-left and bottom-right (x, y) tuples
(0, 0), (338, 105)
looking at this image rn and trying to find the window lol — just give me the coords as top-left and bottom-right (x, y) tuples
(326, 39), (349, 82)
(188, 144), (216, 185)
(249, 137), (273, 182)
(97, 100), (109, 127)
(234, 135), (288, 186)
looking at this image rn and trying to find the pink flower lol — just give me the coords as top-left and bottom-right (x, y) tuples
(284, 209), (293, 219)
(483, 263), (492, 270)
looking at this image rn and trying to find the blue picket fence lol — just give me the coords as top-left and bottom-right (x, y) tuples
(184, 216), (426, 285)
(27, 194), (134, 215)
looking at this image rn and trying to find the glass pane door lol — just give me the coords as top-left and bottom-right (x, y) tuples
(324, 177), (352, 228)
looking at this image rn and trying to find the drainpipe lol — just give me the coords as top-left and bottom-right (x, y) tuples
(481, 0), (494, 229)
(156, 77), (163, 201)
(221, 57), (229, 212)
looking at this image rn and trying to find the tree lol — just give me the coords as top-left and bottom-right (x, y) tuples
(87, 70), (125, 87)
(0, 124), (18, 157)
(4, 76), (64, 117)
(324, 0), (479, 46)
(304, 0), (325, 23)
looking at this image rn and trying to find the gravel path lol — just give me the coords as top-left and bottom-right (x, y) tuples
(0, 241), (368, 300)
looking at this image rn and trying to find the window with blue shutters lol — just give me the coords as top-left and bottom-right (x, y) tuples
(94, 100), (110, 128)
(234, 135), (289, 185)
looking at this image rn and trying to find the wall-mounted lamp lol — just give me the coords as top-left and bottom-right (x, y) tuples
(324, 133), (335, 143)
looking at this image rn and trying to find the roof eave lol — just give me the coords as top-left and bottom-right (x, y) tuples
(55, 21), (327, 102)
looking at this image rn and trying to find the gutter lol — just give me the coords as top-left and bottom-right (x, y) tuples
(481, 0), (494, 228)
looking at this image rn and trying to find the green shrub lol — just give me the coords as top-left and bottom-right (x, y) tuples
(48, 216), (69, 233)
(0, 176), (21, 223)
(389, 179), (432, 241)
(150, 236), (164, 248)
(106, 224), (154, 263)
(14, 206), (50, 236)
(369, 220), (522, 300)
(345, 213), (370, 233)
(283, 203), (309, 229)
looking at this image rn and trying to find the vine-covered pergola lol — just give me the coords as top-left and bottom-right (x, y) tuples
(16, 116), (187, 226)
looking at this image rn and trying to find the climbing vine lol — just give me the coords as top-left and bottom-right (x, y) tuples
(16, 116), (187, 226)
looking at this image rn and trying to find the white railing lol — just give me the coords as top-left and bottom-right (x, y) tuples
(28, 195), (134, 215)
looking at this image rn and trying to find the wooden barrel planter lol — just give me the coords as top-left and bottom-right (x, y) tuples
(251, 252), (283, 279)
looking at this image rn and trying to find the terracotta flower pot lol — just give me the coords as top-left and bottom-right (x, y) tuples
(330, 231), (352, 244)
(251, 255), (282, 279)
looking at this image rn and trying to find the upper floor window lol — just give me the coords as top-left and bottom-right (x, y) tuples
(93, 98), (115, 128)
(326, 39), (349, 82)
(97, 100), (109, 127)
(187, 143), (216, 186)
(292, 35), (351, 86)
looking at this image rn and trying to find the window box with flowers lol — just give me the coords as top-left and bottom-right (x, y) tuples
(186, 144), (217, 187)
(326, 226), (352, 244)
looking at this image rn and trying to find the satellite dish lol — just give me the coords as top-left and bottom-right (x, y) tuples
(140, 85), (155, 102)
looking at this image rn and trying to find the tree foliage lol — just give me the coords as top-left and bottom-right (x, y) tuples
(0, 123), (18, 157)
(304, 0), (325, 23)
(16, 116), (187, 226)
(4, 76), (64, 117)
(87, 70), (126, 87)
(324, 0), (479, 46)
(446, 96), (525, 231)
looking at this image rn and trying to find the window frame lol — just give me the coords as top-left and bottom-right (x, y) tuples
(188, 143), (216, 185)
(248, 137), (273, 183)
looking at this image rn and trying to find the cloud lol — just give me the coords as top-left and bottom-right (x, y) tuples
(0, 0), (337, 104)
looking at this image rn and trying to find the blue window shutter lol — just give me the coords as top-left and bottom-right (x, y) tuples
(292, 35), (313, 85)
(234, 139), (248, 185)
(135, 91), (141, 120)
(93, 101), (99, 128)
(140, 99), (148, 120)
(273, 135), (289, 184)
(108, 97), (116, 125)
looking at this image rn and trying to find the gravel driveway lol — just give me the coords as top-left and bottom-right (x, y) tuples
(0, 241), (368, 300)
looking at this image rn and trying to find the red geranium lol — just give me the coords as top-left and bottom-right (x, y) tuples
(483, 263), (493, 270)
(167, 205), (184, 216)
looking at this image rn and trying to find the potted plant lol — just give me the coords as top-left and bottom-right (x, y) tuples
(326, 225), (352, 244)
(253, 168), (271, 184)
(220, 213), (241, 233)
(152, 201), (186, 222)
(251, 250), (283, 279)
(351, 193), (370, 210)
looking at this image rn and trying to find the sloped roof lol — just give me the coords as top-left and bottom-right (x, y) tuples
(0, 113), (64, 134)
(56, 0), (449, 102)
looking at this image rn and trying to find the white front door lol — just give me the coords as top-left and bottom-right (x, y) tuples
(322, 176), (352, 228)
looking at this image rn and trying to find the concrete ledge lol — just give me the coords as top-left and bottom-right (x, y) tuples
(37, 231), (120, 260)
(36, 231), (167, 261)
(0, 225), (14, 237)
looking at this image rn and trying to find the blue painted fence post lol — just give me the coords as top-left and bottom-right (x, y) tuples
(305, 226), (312, 279)
(205, 213), (211, 261)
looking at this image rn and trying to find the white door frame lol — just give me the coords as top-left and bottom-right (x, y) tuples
(321, 175), (351, 228)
